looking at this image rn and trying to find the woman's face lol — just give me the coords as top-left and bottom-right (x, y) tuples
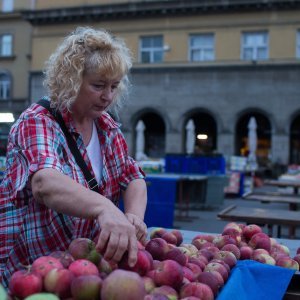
(73, 70), (121, 120)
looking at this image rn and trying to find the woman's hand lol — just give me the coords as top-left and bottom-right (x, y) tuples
(125, 212), (148, 244)
(95, 207), (138, 267)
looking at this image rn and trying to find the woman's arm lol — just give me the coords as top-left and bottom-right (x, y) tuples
(31, 168), (138, 266)
(122, 178), (148, 243)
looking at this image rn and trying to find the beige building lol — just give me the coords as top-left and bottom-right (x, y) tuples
(1, 0), (300, 172)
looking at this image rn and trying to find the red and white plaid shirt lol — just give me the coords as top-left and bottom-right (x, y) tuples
(0, 101), (145, 287)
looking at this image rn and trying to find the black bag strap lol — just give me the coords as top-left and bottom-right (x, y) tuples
(38, 99), (99, 193)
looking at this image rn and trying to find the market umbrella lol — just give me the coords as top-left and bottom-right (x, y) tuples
(185, 119), (195, 155)
(135, 120), (148, 161)
(247, 116), (258, 171)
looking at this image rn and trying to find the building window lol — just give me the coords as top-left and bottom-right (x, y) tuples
(0, 73), (11, 100)
(189, 33), (215, 61)
(297, 30), (300, 59)
(0, 35), (13, 56)
(2, 0), (13, 12)
(140, 35), (164, 63)
(241, 31), (268, 61)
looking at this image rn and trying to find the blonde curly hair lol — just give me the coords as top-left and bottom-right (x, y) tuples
(43, 26), (132, 114)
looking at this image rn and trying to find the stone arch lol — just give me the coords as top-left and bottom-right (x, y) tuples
(182, 108), (219, 155)
(235, 108), (272, 166)
(131, 108), (167, 158)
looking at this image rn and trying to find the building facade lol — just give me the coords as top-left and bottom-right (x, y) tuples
(1, 0), (300, 170)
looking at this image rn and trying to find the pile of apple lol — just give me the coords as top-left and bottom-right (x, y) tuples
(4, 221), (300, 300)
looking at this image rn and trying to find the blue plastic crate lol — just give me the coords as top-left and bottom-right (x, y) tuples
(182, 156), (208, 174)
(144, 176), (177, 227)
(165, 154), (184, 173)
(207, 156), (226, 175)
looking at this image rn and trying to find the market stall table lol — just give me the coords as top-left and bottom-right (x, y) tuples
(217, 205), (300, 239)
(264, 179), (300, 195)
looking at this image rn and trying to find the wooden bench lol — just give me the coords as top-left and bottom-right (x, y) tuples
(242, 191), (300, 210)
(217, 205), (300, 239)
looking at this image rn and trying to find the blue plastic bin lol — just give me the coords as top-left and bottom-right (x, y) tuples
(144, 176), (178, 228)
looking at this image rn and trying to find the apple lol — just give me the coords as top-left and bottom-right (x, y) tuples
(98, 257), (117, 275)
(70, 275), (102, 300)
(197, 271), (221, 296)
(68, 259), (99, 277)
(31, 256), (64, 279)
(242, 224), (262, 241)
(44, 268), (74, 298)
(24, 293), (59, 300)
(49, 250), (75, 268)
(180, 244), (198, 256)
(145, 238), (169, 260)
(144, 294), (169, 300)
(192, 239), (214, 250)
(177, 246), (192, 257)
(170, 229), (183, 246)
(221, 244), (241, 260)
(192, 234), (215, 243)
(276, 257), (299, 271)
(165, 247), (188, 266)
(204, 262), (229, 282)
(212, 235), (238, 249)
(150, 228), (168, 239)
(222, 225), (242, 238)
(213, 250), (237, 269)
(188, 257), (206, 271)
(68, 238), (101, 265)
(183, 266), (196, 282)
(151, 285), (178, 299)
(153, 259), (184, 289)
(9, 270), (42, 299)
(119, 249), (152, 276)
(207, 270), (224, 288)
(142, 276), (156, 293)
(248, 232), (271, 251)
(181, 297), (203, 300)
(239, 246), (254, 260)
(186, 262), (202, 279)
(180, 282), (214, 300)
(252, 253), (276, 265)
(209, 259), (230, 273)
(161, 232), (177, 245)
(101, 269), (146, 300)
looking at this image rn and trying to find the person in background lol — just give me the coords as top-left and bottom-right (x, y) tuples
(0, 26), (147, 287)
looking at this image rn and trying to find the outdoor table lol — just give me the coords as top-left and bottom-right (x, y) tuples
(217, 205), (300, 239)
(264, 179), (300, 195)
(242, 191), (300, 210)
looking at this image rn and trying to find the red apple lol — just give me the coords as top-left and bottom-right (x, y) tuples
(183, 266), (196, 282)
(212, 235), (238, 249)
(204, 262), (229, 282)
(180, 282), (214, 300)
(242, 224), (262, 241)
(192, 238), (214, 250)
(180, 244), (198, 256)
(161, 232), (177, 245)
(170, 229), (183, 246)
(151, 285), (178, 299)
(221, 244), (241, 260)
(145, 238), (169, 260)
(197, 271), (221, 296)
(213, 250), (237, 269)
(192, 234), (215, 243)
(165, 247), (188, 266)
(144, 294), (169, 300)
(239, 246), (254, 260)
(9, 270), (42, 299)
(71, 275), (102, 300)
(276, 257), (300, 271)
(188, 257), (206, 271)
(44, 268), (74, 298)
(153, 259), (184, 289)
(68, 259), (99, 277)
(49, 250), (75, 268)
(68, 238), (101, 265)
(186, 262), (202, 279)
(253, 253), (276, 265)
(101, 269), (146, 300)
(150, 228), (168, 239)
(248, 232), (271, 251)
(119, 249), (152, 276)
(31, 256), (64, 279)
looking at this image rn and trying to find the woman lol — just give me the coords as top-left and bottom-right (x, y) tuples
(0, 27), (147, 287)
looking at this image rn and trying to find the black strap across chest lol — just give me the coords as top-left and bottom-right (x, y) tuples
(38, 99), (99, 193)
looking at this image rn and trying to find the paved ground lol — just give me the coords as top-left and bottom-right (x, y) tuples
(173, 185), (300, 240)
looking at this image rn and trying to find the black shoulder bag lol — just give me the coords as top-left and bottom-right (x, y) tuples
(38, 99), (99, 193)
